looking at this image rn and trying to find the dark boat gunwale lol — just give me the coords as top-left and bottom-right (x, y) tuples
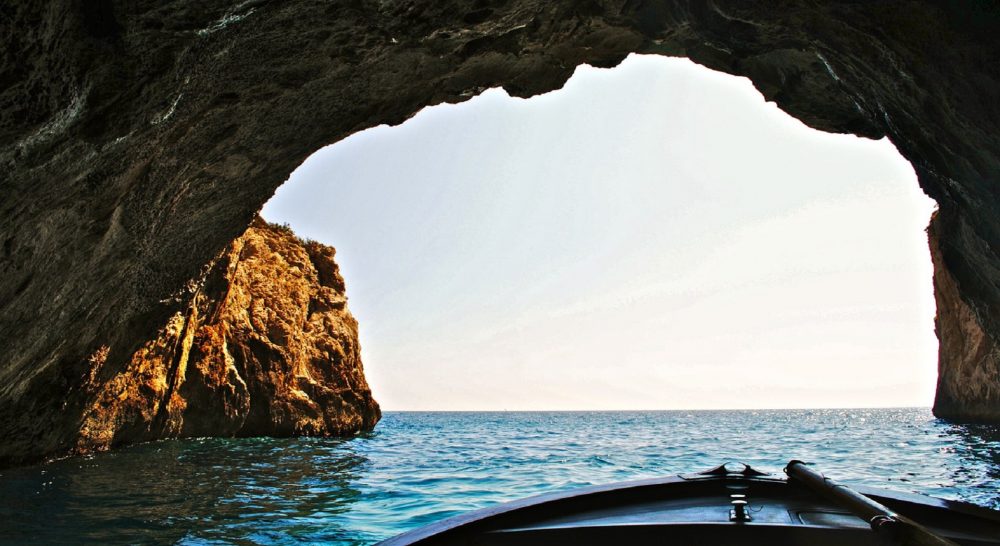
(379, 474), (696, 545)
(378, 469), (1000, 545)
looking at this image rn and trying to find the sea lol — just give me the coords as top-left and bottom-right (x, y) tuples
(0, 408), (998, 545)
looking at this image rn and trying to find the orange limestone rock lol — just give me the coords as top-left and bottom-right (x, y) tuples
(75, 218), (380, 454)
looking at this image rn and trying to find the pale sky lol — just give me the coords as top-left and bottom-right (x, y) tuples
(262, 55), (938, 411)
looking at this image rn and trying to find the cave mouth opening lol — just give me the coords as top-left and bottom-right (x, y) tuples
(262, 54), (938, 412)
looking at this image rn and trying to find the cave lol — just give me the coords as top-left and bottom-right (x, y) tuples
(2, 1), (999, 466)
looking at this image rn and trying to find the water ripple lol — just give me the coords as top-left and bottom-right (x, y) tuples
(0, 409), (998, 545)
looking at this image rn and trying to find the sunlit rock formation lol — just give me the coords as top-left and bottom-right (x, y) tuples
(76, 217), (380, 455)
(40, 218), (378, 461)
(2, 1), (999, 464)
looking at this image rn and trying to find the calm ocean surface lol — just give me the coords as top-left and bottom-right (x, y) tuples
(1, 408), (998, 544)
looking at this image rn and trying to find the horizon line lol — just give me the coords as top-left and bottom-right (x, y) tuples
(379, 406), (932, 413)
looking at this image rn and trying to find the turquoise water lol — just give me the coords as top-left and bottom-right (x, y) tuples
(1, 408), (998, 544)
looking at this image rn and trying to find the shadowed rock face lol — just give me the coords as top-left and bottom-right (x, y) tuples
(1, 1), (999, 464)
(74, 218), (380, 456)
(929, 212), (1000, 421)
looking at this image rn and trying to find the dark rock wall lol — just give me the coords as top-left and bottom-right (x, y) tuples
(1, 1), (998, 464)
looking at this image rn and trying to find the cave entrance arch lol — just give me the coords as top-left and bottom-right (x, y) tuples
(263, 55), (938, 411)
(4, 2), (998, 466)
